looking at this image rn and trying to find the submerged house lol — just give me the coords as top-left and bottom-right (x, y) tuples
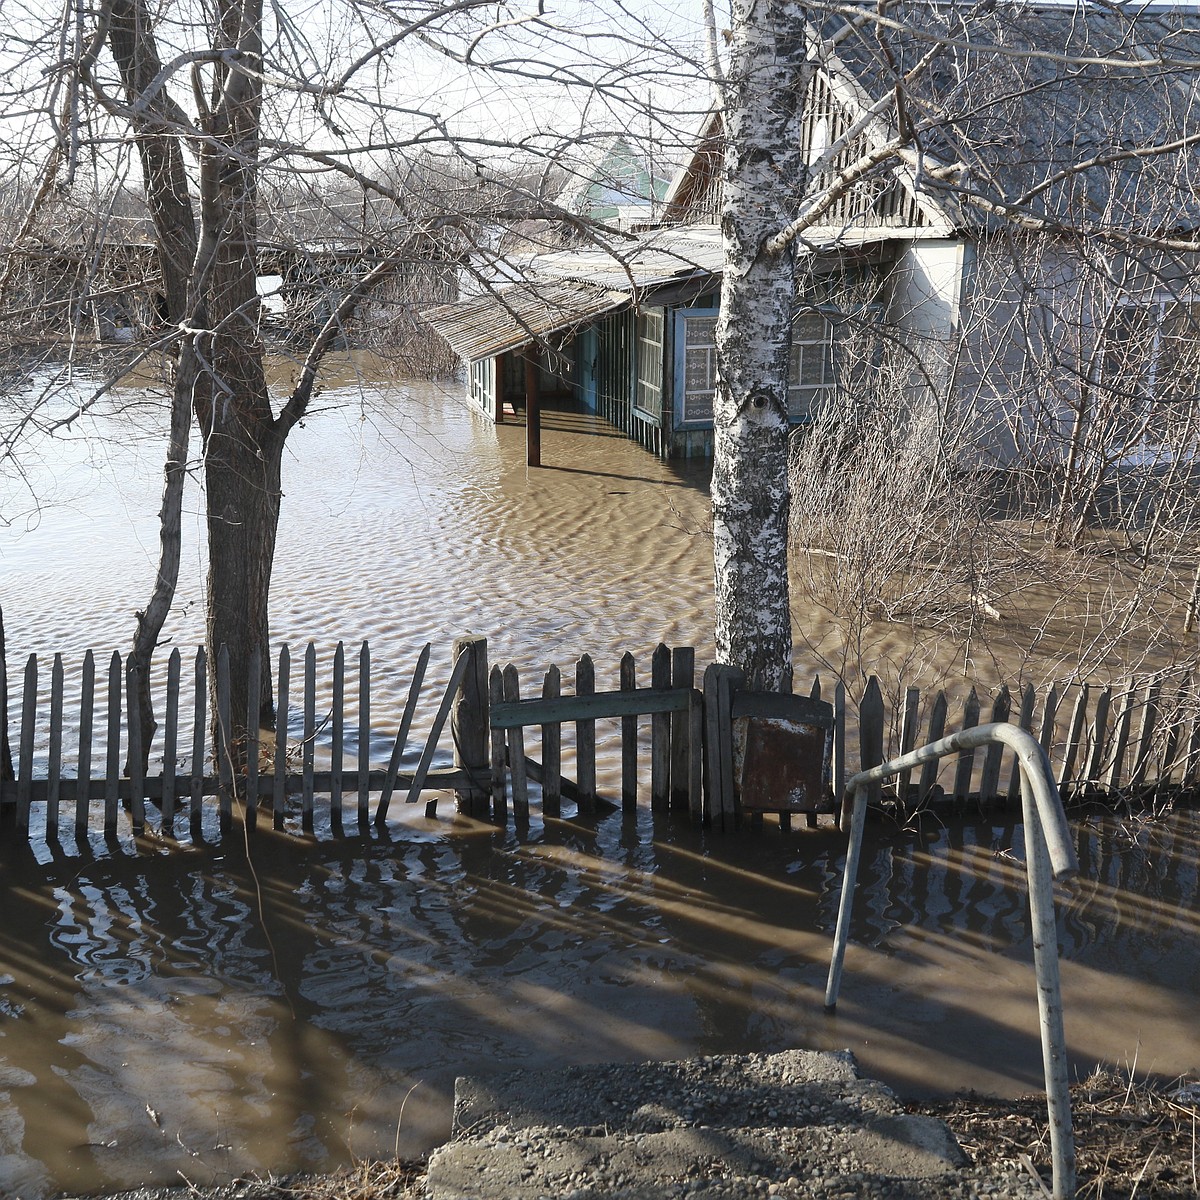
(426, 2), (1200, 465)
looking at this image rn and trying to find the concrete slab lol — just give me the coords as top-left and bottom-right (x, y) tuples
(426, 1050), (975, 1200)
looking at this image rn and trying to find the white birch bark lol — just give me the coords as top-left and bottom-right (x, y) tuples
(712, 0), (809, 692)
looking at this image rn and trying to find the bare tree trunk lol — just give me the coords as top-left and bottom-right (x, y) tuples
(105, 0), (202, 772)
(193, 0), (277, 763)
(712, 0), (808, 692)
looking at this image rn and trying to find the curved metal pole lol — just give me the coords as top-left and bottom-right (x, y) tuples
(824, 782), (867, 1011)
(822, 722), (1077, 1199)
(1022, 769), (1076, 1199)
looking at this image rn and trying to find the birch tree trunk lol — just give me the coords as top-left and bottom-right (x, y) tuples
(712, 0), (809, 692)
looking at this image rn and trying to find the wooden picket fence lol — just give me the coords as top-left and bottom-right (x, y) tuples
(2, 629), (1197, 844)
(848, 674), (1200, 816)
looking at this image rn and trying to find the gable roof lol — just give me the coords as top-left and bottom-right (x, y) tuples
(819, 2), (1200, 234)
(665, 2), (1200, 237)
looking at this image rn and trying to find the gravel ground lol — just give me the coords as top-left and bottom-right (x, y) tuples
(69, 1070), (1197, 1200)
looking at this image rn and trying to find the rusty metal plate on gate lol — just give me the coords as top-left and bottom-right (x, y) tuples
(739, 715), (834, 813)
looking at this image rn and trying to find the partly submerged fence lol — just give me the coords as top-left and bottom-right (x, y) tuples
(2, 630), (1198, 843)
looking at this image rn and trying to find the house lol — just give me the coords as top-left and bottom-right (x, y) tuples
(426, 3), (1200, 467)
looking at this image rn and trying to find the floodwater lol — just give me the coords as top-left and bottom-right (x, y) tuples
(1, 358), (1198, 1198)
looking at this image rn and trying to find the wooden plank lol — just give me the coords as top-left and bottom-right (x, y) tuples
(376, 642), (430, 824)
(1183, 707), (1200, 789)
(857, 677), (885, 822)
(703, 663), (723, 825)
(126, 659), (145, 835)
(670, 647), (695, 811)
(452, 635), (491, 819)
(717, 665), (741, 830)
(490, 686), (692, 727)
(358, 641), (371, 826)
(47, 654), (63, 837)
(162, 647), (181, 833)
(330, 641), (344, 826)
(978, 685), (1010, 803)
(191, 648), (207, 832)
(1058, 683), (1089, 793)
(1084, 686), (1112, 788)
(1007, 682), (1038, 802)
(1105, 681), (1134, 793)
(104, 651), (121, 833)
(217, 644), (234, 832)
(687, 688), (704, 823)
(503, 665), (529, 823)
(407, 644), (474, 813)
(918, 691), (947, 802)
(575, 654), (596, 815)
(1156, 673), (1187, 785)
(302, 642), (316, 831)
(17, 654), (36, 832)
(0, 613), (8, 793)
(1130, 680), (1159, 791)
(273, 644), (290, 829)
(833, 680), (846, 806)
(245, 647), (262, 831)
(809, 676), (822, 702)
(541, 665), (562, 817)
(620, 652), (637, 811)
(651, 643), (671, 812)
(1038, 683), (1060, 755)
(951, 687), (980, 800)
(729, 690), (834, 726)
(74, 650), (95, 834)
(489, 665), (508, 823)
(896, 685), (920, 811)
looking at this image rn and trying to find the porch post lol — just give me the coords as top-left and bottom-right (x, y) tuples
(525, 349), (541, 468)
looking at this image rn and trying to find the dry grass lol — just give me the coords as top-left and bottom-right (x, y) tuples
(924, 1069), (1200, 1199)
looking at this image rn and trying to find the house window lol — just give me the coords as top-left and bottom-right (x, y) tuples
(788, 311), (836, 422)
(678, 309), (719, 425)
(636, 308), (665, 420)
(674, 306), (838, 427)
(1102, 296), (1200, 458)
(470, 357), (496, 416)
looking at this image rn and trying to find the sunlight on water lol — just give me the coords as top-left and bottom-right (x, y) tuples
(1, 358), (1198, 1196)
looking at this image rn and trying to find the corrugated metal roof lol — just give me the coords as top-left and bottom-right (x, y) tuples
(425, 225), (726, 362)
(424, 279), (629, 362)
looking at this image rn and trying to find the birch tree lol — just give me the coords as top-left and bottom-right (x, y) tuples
(711, 0), (808, 692)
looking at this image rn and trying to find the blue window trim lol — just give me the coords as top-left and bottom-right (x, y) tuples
(673, 305), (720, 429)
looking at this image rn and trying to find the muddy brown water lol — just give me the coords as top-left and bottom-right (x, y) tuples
(1, 359), (1198, 1197)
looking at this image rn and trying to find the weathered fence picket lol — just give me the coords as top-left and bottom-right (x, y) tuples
(162, 648), (180, 830)
(272, 645), (288, 828)
(5, 634), (1200, 846)
(620, 652), (636, 811)
(47, 654), (63, 835)
(575, 654), (597, 815)
(541, 665), (562, 817)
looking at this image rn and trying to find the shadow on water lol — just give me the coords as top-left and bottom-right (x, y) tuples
(0, 804), (1197, 1197)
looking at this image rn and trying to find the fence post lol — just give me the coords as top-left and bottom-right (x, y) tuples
(540, 664), (561, 818)
(670, 647), (695, 811)
(453, 635), (491, 819)
(853, 677), (885, 828)
(0, 605), (12, 787)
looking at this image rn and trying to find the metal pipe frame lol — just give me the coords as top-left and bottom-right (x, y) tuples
(822, 722), (1079, 1200)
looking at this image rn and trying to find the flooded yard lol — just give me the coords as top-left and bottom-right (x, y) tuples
(1, 358), (1197, 1197)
